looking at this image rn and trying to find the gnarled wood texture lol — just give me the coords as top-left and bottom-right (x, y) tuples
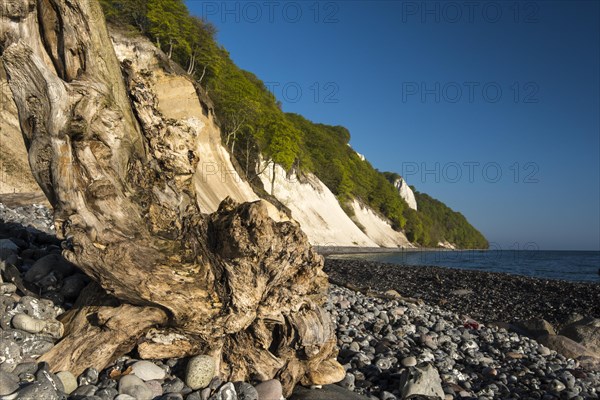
(0, 0), (341, 394)
(39, 283), (168, 376)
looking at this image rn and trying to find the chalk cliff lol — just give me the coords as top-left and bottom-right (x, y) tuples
(1, 25), (430, 249)
(395, 177), (418, 211)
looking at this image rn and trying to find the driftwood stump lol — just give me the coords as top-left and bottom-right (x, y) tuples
(0, 0), (341, 393)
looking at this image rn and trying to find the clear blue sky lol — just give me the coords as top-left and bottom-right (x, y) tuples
(186, 1), (600, 251)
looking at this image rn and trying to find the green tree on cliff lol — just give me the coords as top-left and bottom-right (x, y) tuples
(147, 0), (191, 58)
(98, 0), (489, 249)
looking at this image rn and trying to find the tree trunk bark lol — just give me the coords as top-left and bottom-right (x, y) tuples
(198, 64), (207, 84)
(0, 0), (340, 395)
(187, 53), (196, 75)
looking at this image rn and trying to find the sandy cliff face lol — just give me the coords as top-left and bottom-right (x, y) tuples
(395, 177), (418, 211)
(110, 30), (258, 214)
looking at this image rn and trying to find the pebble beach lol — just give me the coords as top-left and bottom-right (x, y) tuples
(1, 202), (599, 400)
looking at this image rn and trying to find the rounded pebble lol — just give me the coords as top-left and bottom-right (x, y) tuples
(185, 355), (215, 390)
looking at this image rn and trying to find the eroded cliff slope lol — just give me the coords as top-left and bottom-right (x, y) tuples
(1, 26), (413, 248)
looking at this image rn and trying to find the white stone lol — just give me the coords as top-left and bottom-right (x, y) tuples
(114, 395), (136, 400)
(11, 314), (63, 338)
(131, 360), (166, 381)
(401, 356), (417, 367)
(56, 371), (77, 395)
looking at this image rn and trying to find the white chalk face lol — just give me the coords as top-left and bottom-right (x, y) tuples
(256, 161), (412, 248)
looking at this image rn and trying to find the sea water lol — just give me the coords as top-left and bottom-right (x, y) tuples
(332, 250), (600, 282)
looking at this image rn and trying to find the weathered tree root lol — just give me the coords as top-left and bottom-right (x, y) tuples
(0, 0), (342, 394)
(39, 283), (168, 376)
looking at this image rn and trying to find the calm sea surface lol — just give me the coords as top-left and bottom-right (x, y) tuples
(331, 251), (600, 282)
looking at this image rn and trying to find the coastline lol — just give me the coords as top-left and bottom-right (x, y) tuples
(314, 246), (462, 256)
(324, 258), (600, 330)
(2, 202), (600, 399)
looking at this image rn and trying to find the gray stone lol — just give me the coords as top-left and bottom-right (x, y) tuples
(78, 368), (99, 386)
(118, 374), (153, 399)
(14, 297), (57, 319)
(551, 380), (566, 392)
(0, 283), (17, 295)
(209, 382), (236, 400)
(162, 378), (185, 393)
(36, 273), (58, 289)
(538, 334), (598, 360)
(10, 313), (43, 333)
(163, 378), (186, 394)
(24, 254), (74, 283)
(161, 394), (184, 400)
(289, 384), (370, 400)
(19, 372), (36, 384)
(336, 373), (355, 391)
(449, 289), (473, 296)
(399, 363), (444, 400)
(560, 317), (600, 354)
(15, 381), (60, 400)
(0, 339), (22, 372)
(185, 355), (215, 390)
(131, 360), (166, 381)
(185, 391), (202, 400)
(21, 337), (55, 357)
(114, 395), (137, 400)
(380, 391), (397, 400)
(97, 379), (118, 390)
(95, 388), (119, 400)
(201, 387), (211, 400)
(254, 380), (282, 400)
(0, 239), (19, 261)
(233, 382), (258, 400)
(420, 334), (437, 350)
(11, 362), (37, 377)
(146, 380), (163, 398)
(514, 318), (556, 339)
(60, 274), (87, 299)
(0, 370), (19, 396)
(70, 385), (98, 398)
(208, 377), (223, 392)
(563, 313), (584, 326)
(35, 368), (64, 393)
